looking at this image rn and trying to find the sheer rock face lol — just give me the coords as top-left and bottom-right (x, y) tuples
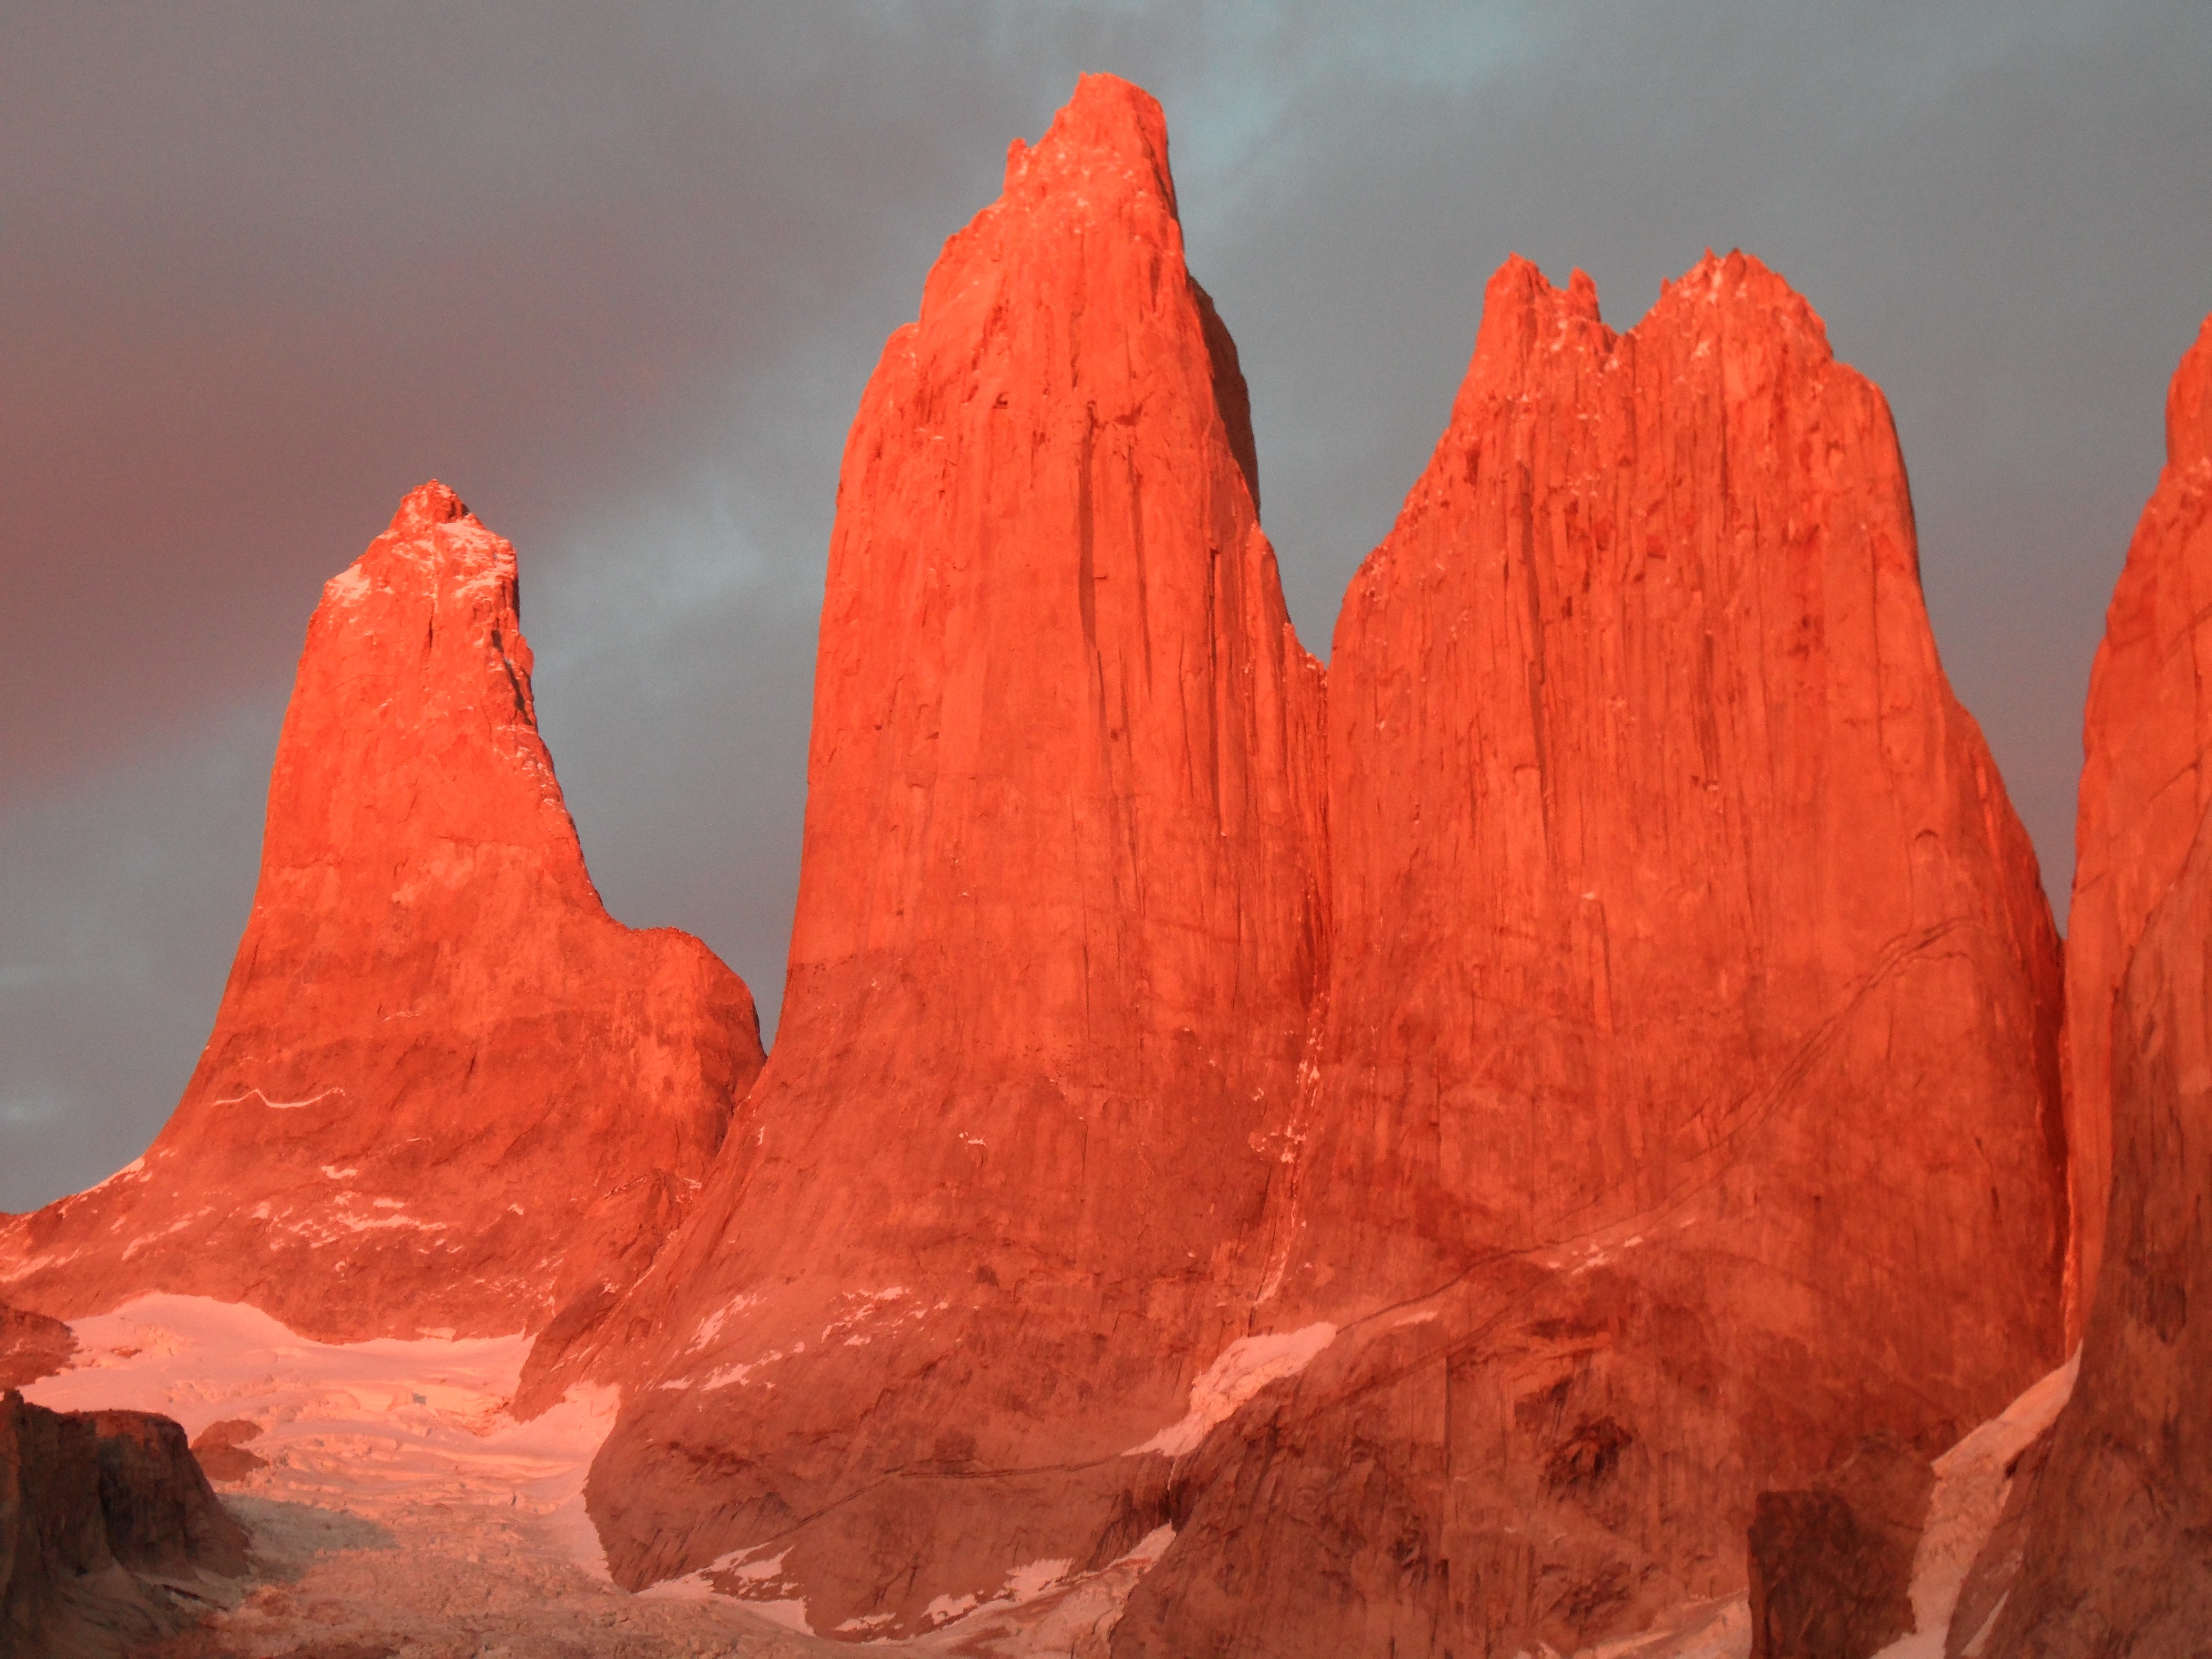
(570, 75), (1328, 1636)
(1116, 256), (2067, 1657)
(1984, 331), (2212, 1650)
(2058, 315), (2212, 1338)
(0, 483), (763, 1343)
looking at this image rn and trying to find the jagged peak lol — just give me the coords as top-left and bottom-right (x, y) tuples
(1001, 73), (1177, 222)
(1653, 247), (1834, 358)
(2168, 313), (2212, 471)
(324, 482), (512, 612)
(387, 479), (472, 538)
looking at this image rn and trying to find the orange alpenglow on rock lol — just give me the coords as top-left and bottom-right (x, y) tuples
(1979, 315), (2212, 1659)
(0, 482), (764, 1342)
(2057, 315), (2212, 1340)
(1114, 254), (2069, 1657)
(556, 74), (1328, 1634)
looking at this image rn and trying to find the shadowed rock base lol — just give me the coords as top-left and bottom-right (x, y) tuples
(1748, 1436), (1933, 1659)
(2, 1390), (247, 1658)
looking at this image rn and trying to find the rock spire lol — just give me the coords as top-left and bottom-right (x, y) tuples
(2056, 314), (2212, 1337)
(0, 483), (763, 1341)
(561, 75), (1328, 1637)
(1118, 253), (2069, 1656)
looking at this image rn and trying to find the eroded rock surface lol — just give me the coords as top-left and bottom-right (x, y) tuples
(1116, 255), (2067, 1657)
(2057, 315), (2212, 1335)
(560, 74), (1328, 1639)
(0, 484), (763, 1342)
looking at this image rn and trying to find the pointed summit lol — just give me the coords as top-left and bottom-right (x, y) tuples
(1000, 71), (1175, 211)
(0, 486), (764, 1342)
(561, 79), (1327, 1636)
(387, 477), (470, 534)
(2168, 313), (2212, 467)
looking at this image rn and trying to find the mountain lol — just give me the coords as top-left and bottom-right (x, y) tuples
(1114, 253), (2069, 1657)
(1979, 315), (2212, 1659)
(2054, 315), (2212, 1338)
(0, 483), (763, 1342)
(553, 74), (1332, 1636)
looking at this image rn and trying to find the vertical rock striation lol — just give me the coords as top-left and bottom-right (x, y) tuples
(2056, 315), (2212, 1337)
(1981, 317), (2212, 1659)
(0, 483), (763, 1342)
(1117, 254), (2067, 1657)
(566, 74), (1329, 1637)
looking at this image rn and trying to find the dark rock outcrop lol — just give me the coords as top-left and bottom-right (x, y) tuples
(2, 1390), (247, 1658)
(184, 1422), (265, 1485)
(1747, 1435), (1936, 1659)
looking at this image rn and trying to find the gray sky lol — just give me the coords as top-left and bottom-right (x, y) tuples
(4, 1), (2208, 1211)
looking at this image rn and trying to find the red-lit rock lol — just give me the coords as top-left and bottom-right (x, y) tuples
(1117, 254), (2067, 1656)
(0, 1301), (74, 1390)
(559, 75), (1328, 1636)
(1981, 320), (2212, 1659)
(0, 483), (763, 1342)
(2056, 315), (2212, 1337)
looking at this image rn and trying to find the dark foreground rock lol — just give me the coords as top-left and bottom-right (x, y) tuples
(1, 1390), (247, 1659)
(1747, 1434), (1934, 1658)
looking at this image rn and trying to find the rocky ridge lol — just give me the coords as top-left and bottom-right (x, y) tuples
(2054, 315), (2212, 1337)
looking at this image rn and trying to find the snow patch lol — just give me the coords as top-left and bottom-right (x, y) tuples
(23, 1293), (618, 1578)
(1129, 1323), (1337, 1457)
(685, 1292), (762, 1353)
(924, 1591), (982, 1626)
(1001, 1557), (1075, 1600)
(1870, 1352), (2080, 1659)
(83, 1156), (149, 1196)
(211, 1086), (343, 1111)
(642, 1542), (813, 1634)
